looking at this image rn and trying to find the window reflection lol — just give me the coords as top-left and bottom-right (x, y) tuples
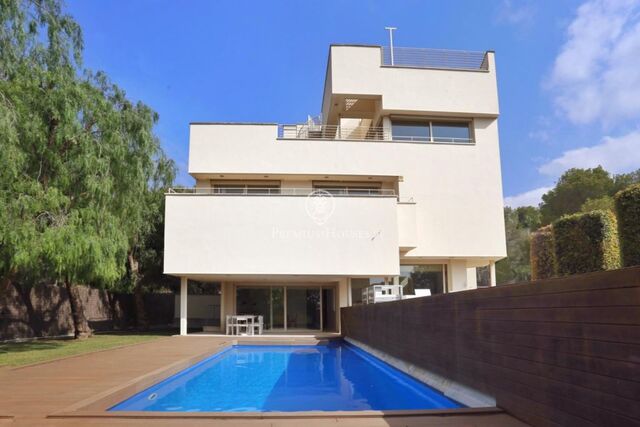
(400, 265), (445, 295)
(391, 122), (430, 142)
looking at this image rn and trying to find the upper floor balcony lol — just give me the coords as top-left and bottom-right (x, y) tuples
(163, 188), (402, 278)
(278, 122), (474, 144)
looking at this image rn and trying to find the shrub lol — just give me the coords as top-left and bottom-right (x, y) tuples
(580, 195), (614, 213)
(553, 210), (621, 275)
(614, 184), (640, 267)
(530, 225), (557, 280)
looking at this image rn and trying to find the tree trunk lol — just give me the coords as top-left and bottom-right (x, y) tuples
(65, 281), (91, 339)
(129, 253), (148, 330)
(0, 272), (15, 299)
(106, 292), (121, 330)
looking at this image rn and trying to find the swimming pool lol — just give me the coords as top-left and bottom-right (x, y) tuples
(110, 341), (462, 412)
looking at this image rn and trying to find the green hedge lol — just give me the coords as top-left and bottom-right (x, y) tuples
(615, 184), (640, 267)
(553, 210), (621, 276)
(530, 225), (557, 280)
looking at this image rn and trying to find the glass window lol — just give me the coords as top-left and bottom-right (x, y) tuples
(213, 184), (245, 194)
(316, 186), (347, 196)
(391, 122), (430, 142)
(400, 265), (445, 296)
(236, 287), (272, 328)
(313, 182), (382, 196)
(247, 185), (280, 195)
(212, 182), (281, 194)
(431, 122), (471, 142)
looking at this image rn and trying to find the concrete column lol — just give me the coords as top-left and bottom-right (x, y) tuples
(448, 260), (478, 292)
(180, 277), (188, 336)
(448, 260), (468, 292)
(220, 282), (225, 333)
(382, 116), (392, 140)
(466, 267), (478, 290)
(337, 278), (349, 334)
(489, 261), (497, 287)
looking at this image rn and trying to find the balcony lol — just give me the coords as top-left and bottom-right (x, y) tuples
(168, 187), (396, 197)
(279, 124), (388, 141)
(164, 191), (400, 277)
(278, 123), (474, 143)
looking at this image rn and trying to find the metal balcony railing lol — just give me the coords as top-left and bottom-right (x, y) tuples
(382, 46), (489, 71)
(167, 187), (397, 197)
(278, 123), (474, 143)
(279, 124), (389, 141)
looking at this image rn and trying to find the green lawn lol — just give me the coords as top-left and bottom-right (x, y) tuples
(0, 332), (170, 367)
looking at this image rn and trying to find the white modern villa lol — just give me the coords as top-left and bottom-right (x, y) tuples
(164, 44), (506, 335)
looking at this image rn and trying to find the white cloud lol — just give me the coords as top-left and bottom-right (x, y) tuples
(538, 129), (640, 176)
(528, 129), (550, 142)
(496, 0), (536, 26)
(549, 0), (640, 125)
(504, 186), (552, 208)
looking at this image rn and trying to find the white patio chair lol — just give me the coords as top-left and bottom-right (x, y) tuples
(250, 315), (264, 335)
(226, 315), (233, 335)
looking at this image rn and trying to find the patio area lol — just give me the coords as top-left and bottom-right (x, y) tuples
(0, 335), (525, 426)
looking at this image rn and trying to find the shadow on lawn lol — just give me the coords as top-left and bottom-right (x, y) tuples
(0, 330), (173, 355)
(0, 339), (67, 355)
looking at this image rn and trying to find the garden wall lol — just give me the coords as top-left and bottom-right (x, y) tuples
(341, 266), (640, 427)
(0, 283), (175, 340)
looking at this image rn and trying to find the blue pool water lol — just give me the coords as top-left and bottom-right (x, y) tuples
(110, 342), (462, 412)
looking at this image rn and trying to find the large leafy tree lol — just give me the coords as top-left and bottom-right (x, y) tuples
(123, 156), (175, 330)
(539, 167), (614, 224)
(0, 0), (174, 337)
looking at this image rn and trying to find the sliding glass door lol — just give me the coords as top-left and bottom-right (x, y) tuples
(235, 285), (332, 331)
(286, 288), (320, 330)
(236, 287), (272, 328)
(271, 287), (285, 329)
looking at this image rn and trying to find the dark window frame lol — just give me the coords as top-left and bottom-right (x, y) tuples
(391, 118), (473, 143)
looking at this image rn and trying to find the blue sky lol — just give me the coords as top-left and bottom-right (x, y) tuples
(67, 0), (640, 206)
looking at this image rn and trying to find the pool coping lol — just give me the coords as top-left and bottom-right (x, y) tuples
(49, 406), (505, 419)
(344, 337), (497, 407)
(48, 337), (505, 420)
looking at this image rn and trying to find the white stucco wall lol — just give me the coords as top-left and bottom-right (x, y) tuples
(188, 122), (506, 260)
(325, 45), (499, 117)
(164, 194), (400, 277)
(171, 45), (506, 289)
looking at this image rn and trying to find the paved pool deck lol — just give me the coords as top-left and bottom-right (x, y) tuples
(0, 335), (527, 426)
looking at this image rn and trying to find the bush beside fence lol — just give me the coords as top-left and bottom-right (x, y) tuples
(530, 225), (557, 280)
(615, 184), (640, 267)
(553, 210), (620, 276)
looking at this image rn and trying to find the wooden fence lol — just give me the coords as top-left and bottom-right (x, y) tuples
(341, 266), (640, 427)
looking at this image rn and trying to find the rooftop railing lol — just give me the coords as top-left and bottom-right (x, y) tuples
(167, 187), (397, 197)
(382, 46), (489, 71)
